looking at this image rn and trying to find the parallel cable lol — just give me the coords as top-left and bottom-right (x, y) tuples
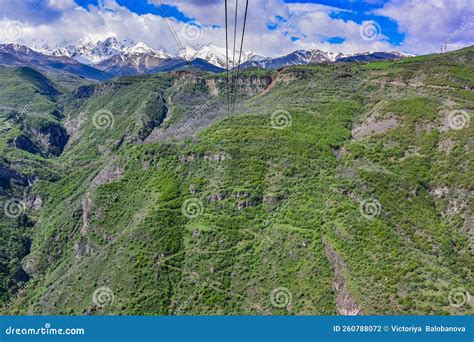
(230, 0), (239, 112)
(224, 0), (230, 115)
(156, 0), (200, 74)
(231, 0), (249, 112)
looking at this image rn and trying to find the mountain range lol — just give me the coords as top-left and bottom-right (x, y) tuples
(0, 44), (110, 81)
(19, 37), (412, 78)
(33, 37), (412, 73)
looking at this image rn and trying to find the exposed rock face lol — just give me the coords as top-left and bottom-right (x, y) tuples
(12, 265), (29, 282)
(233, 191), (251, 199)
(33, 195), (42, 210)
(64, 111), (87, 145)
(430, 187), (471, 218)
(0, 163), (28, 187)
(274, 69), (307, 84)
(73, 84), (98, 99)
(140, 92), (168, 141)
(74, 238), (91, 258)
(11, 135), (42, 155)
(233, 75), (273, 96)
(263, 194), (282, 204)
(10, 123), (68, 157)
(204, 153), (232, 161)
(208, 192), (227, 202)
(73, 81), (127, 99)
(352, 116), (398, 140)
(235, 200), (257, 211)
(438, 138), (455, 154)
(81, 193), (91, 236)
(415, 121), (437, 134)
(172, 71), (211, 92)
(324, 238), (363, 315)
(26, 194), (42, 211)
(206, 78), (219, 95)
(180, 154), (199, 163)
(38, 123), (69, 156)
(180, 152), (232, 163)
(462, 215), (473, 253)
(171, 71), (273, 97)
(21, 253), (41, 278)
(90, 164), (124, 188)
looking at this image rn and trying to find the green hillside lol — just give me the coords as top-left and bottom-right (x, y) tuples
(0, 48), (472, 315)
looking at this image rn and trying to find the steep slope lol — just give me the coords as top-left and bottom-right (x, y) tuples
(0, 44), (111, 81)
(336, 51), (413, 62)
(240, 50), (410, 70)
(35, 37), (137, 65)
(32, 37), (412, 74)
(179, 44), (265, 69)
(0, 66), (70, 304)
(97, 54), (224, 76)
(0, 47), (473, 315)
(35, 39), (232, 75)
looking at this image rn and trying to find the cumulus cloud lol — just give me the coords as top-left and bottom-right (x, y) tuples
(374, 0), (474, 53)
(0, 0), (472, 56)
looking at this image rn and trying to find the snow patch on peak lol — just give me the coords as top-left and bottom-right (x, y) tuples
(178, 46), (198, 61)
(177, 43), (266, 69)
(124, 42), (155, 55)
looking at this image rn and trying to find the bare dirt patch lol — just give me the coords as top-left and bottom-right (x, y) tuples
(352, 116), (398, 140)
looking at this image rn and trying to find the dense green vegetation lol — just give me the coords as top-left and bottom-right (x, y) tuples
(0, 47), (472, 315)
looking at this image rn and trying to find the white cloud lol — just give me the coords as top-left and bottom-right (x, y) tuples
(374, 0), (474, 54)
(157, 0), (396, 56)
(0, 0), (472, 57)
(285, 2), (349, 14)
(47, 0), (77, 10)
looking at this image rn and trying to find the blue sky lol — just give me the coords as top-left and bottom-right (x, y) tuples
(75, 0), (193, 22)
(74, 0), (404, 45)
(0, 0), (473, 56)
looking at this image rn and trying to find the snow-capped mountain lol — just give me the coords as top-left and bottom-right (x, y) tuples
(94, 41), (228, 76)
(123, 42), (171, 59)
(34, 38), (264, 70)
(179, 44), (266, 69)
(239, 49), (346, 70)
(336, 50), (414, 62)
(239, 49), (411, 70)
(0, 43), (109, 80)
(28, 36), (414, 76)
(34, 37), (138, 65)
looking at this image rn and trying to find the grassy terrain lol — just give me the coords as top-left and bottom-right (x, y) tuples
(0, 47), (472, 315)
